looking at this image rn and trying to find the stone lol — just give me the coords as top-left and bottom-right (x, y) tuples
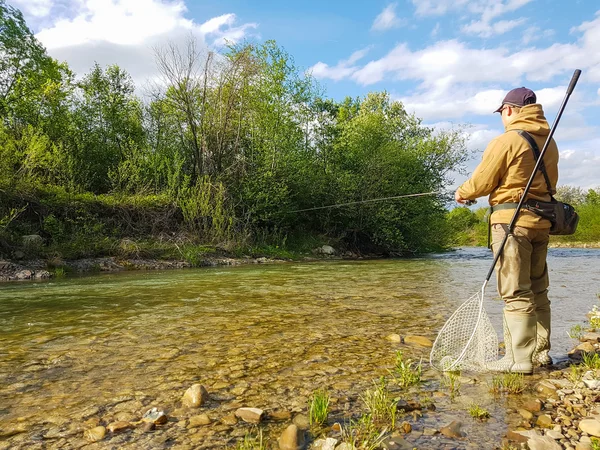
(312, 438), (337, 450)
(34, 270), (51, 279)
(546, 430), (564, 440)
(401, 421), (412, 433)
(142, 408), (167, 425)
(182, 384), (209, 408)
(535, 380), (559, 397)
(403, 335), (433, 347)
(15, 270), (33, 280)
(522, 399), (543, 412)
(84, 426), (106, 442)
(221, 414), (238, 425)
(397, 399), (421, 412)
(292, 414), (310, 430)
(107, 421), (132, 433)
(527, 436), (562, 450)
(579, 419), (600, 437)
(536, 415), (554, 428)
(576, 443), (593, 450)
(583, 379), (600, 389)
(577, 342), (596, 353)
(582, 332), (600, 342)
(423, 428), (438, 436)
(331, 423), (342, 432)
(188, 414), (211, 428)
(440, 420), (464, 438)
(387, 334), (402, 343)
(278, 424), (305, 450)
(518, 409), (534, 420)
(318, 245), (335, 255)
(269, 410), (292, 421)
(335, 444), (354, 450)
(141, 421), (155, 432)
(235, 407), (264, 424)
(507, 429), (541, 443)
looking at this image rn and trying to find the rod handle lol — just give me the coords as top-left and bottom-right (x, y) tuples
(567, 69), (582, 96)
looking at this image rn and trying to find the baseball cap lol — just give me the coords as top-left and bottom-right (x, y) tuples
(494, 87), (537, 113)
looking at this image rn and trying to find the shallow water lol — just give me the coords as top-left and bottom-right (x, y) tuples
(0, 247), (598, 449)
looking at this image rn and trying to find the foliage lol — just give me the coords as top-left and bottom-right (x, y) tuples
(468, 403), (490, 420)
(390, 351), (422, 389)
(359, 378), (397, 428)
(582, 352), (600, 370)
(340, 414), (388, 450)
(308, 389), (330, 428)
(568, 324), (584, 340)
(232, 428), (266, 450)
(442, 370), (461, 399)
(0, 3), (471, 259)
(488, 373), (525, 395)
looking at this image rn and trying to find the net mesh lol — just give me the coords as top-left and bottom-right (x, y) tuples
(430, 290), (498, 372)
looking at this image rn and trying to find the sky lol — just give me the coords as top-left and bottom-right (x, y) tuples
(9, 0), (600, 191)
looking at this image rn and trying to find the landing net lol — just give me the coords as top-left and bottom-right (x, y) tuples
(430, 288), (498, 372)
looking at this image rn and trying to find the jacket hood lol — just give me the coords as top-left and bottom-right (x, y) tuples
(505, 104), (550, 136)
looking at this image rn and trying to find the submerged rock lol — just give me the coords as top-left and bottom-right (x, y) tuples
(403, 335), (433, 347)
(188, 414), (211, 428)
(182, 384), (209, 408)
(142, 408), (167, 425)
(440, 420), (464, 438)
(107, 421), (132, 433)
(84, 426), (106, 442)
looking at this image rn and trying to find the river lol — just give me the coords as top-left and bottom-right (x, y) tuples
(0, 247), (598, 449)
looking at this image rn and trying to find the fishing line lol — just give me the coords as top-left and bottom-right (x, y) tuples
(289, 190), (444, 213)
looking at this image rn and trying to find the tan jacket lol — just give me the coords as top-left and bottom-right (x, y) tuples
(458, 104), (559, 229)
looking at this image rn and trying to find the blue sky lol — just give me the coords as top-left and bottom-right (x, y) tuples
(10, 0), (600, 190)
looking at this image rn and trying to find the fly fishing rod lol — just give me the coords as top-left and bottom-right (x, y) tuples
(430, 69), (582, 372)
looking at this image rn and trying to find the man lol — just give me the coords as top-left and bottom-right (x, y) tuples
(455, 87), (558, 374)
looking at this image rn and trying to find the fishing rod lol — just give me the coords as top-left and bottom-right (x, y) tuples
(288, 190), (460, 213)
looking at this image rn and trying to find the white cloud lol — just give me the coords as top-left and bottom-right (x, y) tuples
(372, 3), (405, 31)
(462, 18), (525, 38)
(308, 47), (371, 81)
(24, 0), (257, 87)
(9, 0), (54, 17)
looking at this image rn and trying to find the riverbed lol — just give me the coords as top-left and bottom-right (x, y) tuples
(0, 247), (598, 449)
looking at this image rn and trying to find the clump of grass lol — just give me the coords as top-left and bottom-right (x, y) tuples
(341, 414), (388, 450)
(591, 437), (600, 450)
(468, 403), (490, 420)
(591, 317), (600, 330)
(582, 352), (600, 370)
(53, 267), (66, 278)
(390, 351), (422, 389)
(360, 377), (397, 428)
(567, 364), (585, 384)
(568, 324), (584, 340)
(442, 370), (461, 399)
(308, 389), (330, 428)
(233, 428), (265, 450)
(489, 373), (525, 395)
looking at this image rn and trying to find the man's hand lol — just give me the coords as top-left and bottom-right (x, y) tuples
(455, 189), (468, 205)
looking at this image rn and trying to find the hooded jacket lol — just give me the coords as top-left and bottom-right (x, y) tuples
(457, 104), (559, 229)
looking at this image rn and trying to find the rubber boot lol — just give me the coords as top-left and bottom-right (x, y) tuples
(487, 311), (537, 374)
(532, 309), (552, 367)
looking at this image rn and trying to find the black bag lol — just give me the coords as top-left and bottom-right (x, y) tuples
(518, 131), (579, 235)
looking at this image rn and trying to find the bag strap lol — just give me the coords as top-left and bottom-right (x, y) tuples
(516, 130), (554, 198)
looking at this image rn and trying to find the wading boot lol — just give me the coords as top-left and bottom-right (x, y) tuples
(487, 311), (536, 374)
(532, 309), (552, 367)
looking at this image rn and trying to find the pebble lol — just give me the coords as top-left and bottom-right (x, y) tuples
(188, 414), (211, 428)
(536, 415), (554, 428)
(403, 335), (433, 347)
(440, 420), (464, 438)
(579, 419), (600, 437)
(182, 384), (209, 408)
(278, 424), (305, 450)
(84, 426), (106, 442)
(107, 421), (132, 433)
(234, 407), (264, 424)
(527, 435), (562, 450)
(519, 408), (534, 420)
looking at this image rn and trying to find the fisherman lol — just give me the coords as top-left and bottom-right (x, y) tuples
(454, 87), (558, 374)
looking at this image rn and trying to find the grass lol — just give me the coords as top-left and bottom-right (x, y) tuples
(582, 352), (600, 370)
(53, 267), (66, 278)
(591, 317), (600, 330)
(340, 414), (388, 450)
(591, 437), (600, 450)
(489, 373), (525, 395)
(390, 351), (422, 389)
(468, 403), (490, 420)
(567, 364), (585, 384)
(360, 378), (397, 428)
(308, 389), (330, 428)
(568, 324), (584, 340)
(232, 429), (266, 450)
(442, 370), (461, 399)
